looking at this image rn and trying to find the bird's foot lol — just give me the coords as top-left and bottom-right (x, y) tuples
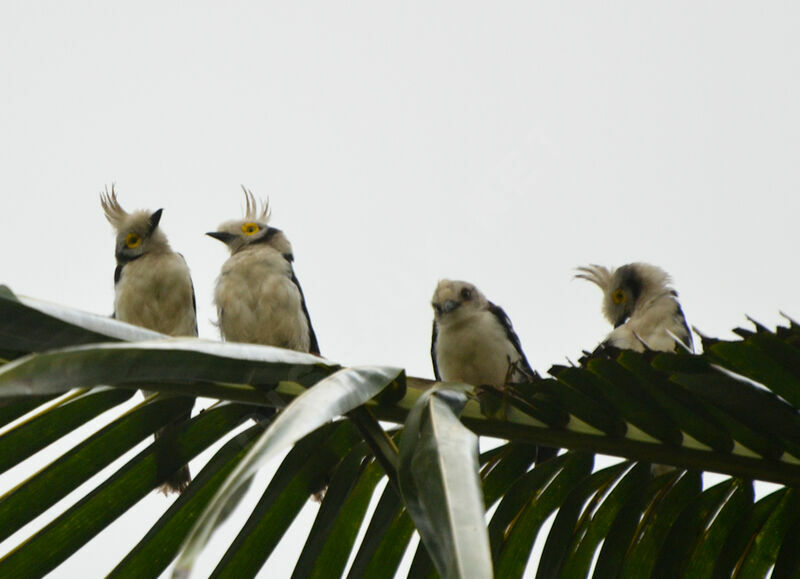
(474, 383), (510, 420)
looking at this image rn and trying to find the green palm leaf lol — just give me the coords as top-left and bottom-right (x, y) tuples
(1, 284), (800, 576)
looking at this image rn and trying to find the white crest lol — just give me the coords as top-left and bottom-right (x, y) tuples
(99, 184), (129, 228)
(241, 185), (270, 221)
(574, 264), (613, 291)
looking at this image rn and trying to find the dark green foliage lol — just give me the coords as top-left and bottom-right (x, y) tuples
(1, 286), (799, 577)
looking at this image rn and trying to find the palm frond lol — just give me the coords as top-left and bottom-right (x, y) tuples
(0, 284), (799, 576)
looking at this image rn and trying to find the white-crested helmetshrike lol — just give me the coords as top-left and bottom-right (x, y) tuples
(101, 185), (197, 494)
(207, 187), (319, 355)
(576, 262), (692, 475)
(431, 279), (534, 386)
(430, 279), (557, 462)
(576, 262), (693, 353)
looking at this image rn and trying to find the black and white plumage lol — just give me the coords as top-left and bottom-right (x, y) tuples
(430, 279), (534, 386)
(101, 186), (197, 494)
(207, 186), (319, 355)
(431, 280), (557, 463)
(576, 262), (693, 353)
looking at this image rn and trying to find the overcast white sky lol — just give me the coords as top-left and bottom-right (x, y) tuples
(2, 2), (799, 576)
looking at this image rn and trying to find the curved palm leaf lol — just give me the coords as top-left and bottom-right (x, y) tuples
(1, 285), (799, 576)
(398, 385), (493, 579)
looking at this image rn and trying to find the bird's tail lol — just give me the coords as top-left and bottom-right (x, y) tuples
(146, 393), (195, 495)
(156, 422), (192, 495)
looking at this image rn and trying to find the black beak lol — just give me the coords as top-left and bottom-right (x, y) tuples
(206, 231), (236, 244)
(443, 300), (460, 314)
(147, 208), (163, 234)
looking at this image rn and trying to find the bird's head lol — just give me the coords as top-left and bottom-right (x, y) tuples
(100, 185), (169, 262)
(431, 279), (488, 325)
(207, 186), (292, 256)
(575, 262), (671, 327)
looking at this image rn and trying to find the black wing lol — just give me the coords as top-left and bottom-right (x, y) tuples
(111, 263), (124, 318)
(488, 301), (555, 463)
(289, 265), (320, 356)
(178, 253), (199, 337)
(487, 301), (535, 380)
(431, 320), (441, 381)
(673, 293), (694, 353)
(190, 283), (198, 336)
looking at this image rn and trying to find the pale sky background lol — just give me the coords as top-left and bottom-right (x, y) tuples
(1, 2), (799, 577)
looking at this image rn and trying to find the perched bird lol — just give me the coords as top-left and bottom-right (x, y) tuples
(101, 185), (197, 494)
(430, 280), (557, 462)
(431, 279), (534, 386)
(207, 187), (319, 355)
(575, 262), (693, 353)
(576, 262), (691, 476)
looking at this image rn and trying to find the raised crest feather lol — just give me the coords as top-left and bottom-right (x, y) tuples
(241, 185), (270, 222)
(99, 184), (129, 228)
(574, 264), (612, 290)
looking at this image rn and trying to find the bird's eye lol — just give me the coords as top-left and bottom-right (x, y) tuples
(612, 289), (626, 305)
(241, 222), (260, 236)
(460, 288), (472, 300)
(125, 233), (142, 249)
(433, 303), (443, 314)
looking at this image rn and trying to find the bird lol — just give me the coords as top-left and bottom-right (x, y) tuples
(575, 262), (693, 353)
(208, 187), (323, 498)
(100, 185), (197, 494)
(430, 280), (557, 462)
(207, 186), (319, 355)
(576, 262), (691, 476)
(431, 279), (534, 386)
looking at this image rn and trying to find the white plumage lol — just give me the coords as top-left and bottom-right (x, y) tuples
(208, 187), (319, 355)
(576, 262), (691, 475)
(430, 280), (557, 463)
(113, 255), (197, 336)
(101, 185), (197, 494)
(576, 262), (692, 353)
(430, 280), (534, 387)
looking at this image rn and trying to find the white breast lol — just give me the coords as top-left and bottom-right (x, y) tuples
(435, 310), (521, 387)
(115, 252), (197, 337)
(214, 246), (310, 351)
(607, 293), (688, 352)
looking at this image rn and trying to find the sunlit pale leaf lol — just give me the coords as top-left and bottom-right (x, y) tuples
(174, 366), (403, 577)
(0, 339), (334, 398)
(210, 421), (363, 577)
(3, 286), (800, 576)
(399, 386), (492, 579)
(0, 285), (163, 354)
(109, 421), (267, 577)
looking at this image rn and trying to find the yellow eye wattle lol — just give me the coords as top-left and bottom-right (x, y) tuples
(125, 233), (142, 249)
(241, 222), (260, 236)
(612, 288), (626, 305)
